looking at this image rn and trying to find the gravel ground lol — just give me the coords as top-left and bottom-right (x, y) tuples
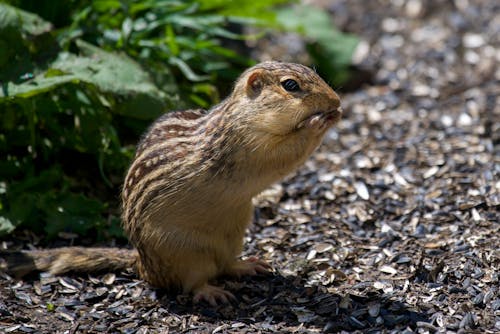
(1, 0), (499, 333)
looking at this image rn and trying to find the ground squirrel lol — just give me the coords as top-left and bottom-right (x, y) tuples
(3, 61), (341, 305)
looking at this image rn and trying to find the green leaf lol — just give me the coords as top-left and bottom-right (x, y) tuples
(1, 39), (171, 119)
(1, 40), (165, 97)
(0, 216), (15, 236)
(198, 0), (291, 23)
(0, 3), (52, 35)
(0, 3), (53, 81)
(42, 193), (105, 238)
(277, 5), (359, 85)
(169, 56), (211, 82)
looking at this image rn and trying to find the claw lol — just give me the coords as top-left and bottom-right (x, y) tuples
(229, 257), (273, 278)
(193, 284), (236, 306)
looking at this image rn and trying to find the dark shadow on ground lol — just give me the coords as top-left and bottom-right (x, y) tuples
(157, 273), (429, 333)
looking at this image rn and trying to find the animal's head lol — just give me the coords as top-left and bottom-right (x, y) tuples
(231, 61), (342, 141)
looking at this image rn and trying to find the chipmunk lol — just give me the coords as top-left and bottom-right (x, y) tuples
(3, 61), (341, 305)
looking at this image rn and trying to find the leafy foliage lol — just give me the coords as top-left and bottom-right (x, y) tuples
(277, 5), (360, 86)
(0, 1), (358, 239)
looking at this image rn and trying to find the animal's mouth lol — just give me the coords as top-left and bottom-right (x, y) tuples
(296, 108), (342, 131)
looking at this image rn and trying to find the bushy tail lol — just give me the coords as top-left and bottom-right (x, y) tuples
(1, 247), (137, 278)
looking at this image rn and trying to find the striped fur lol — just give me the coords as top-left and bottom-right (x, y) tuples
(121, 61), (342, 291)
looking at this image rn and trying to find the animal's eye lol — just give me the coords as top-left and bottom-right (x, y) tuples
(281, 79), (300, 92)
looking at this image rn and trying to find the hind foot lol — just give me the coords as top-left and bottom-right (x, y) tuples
(227, 257), (272, 278)
(193, 283), (236, 306)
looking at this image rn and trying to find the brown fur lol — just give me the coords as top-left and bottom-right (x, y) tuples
(3, 62), (341, 303)
(2, 248), (136, 278)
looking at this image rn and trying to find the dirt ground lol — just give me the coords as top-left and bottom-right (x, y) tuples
(1, 0), (499, 333)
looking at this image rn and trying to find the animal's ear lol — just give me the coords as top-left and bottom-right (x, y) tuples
(246, 70), (264, 98)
